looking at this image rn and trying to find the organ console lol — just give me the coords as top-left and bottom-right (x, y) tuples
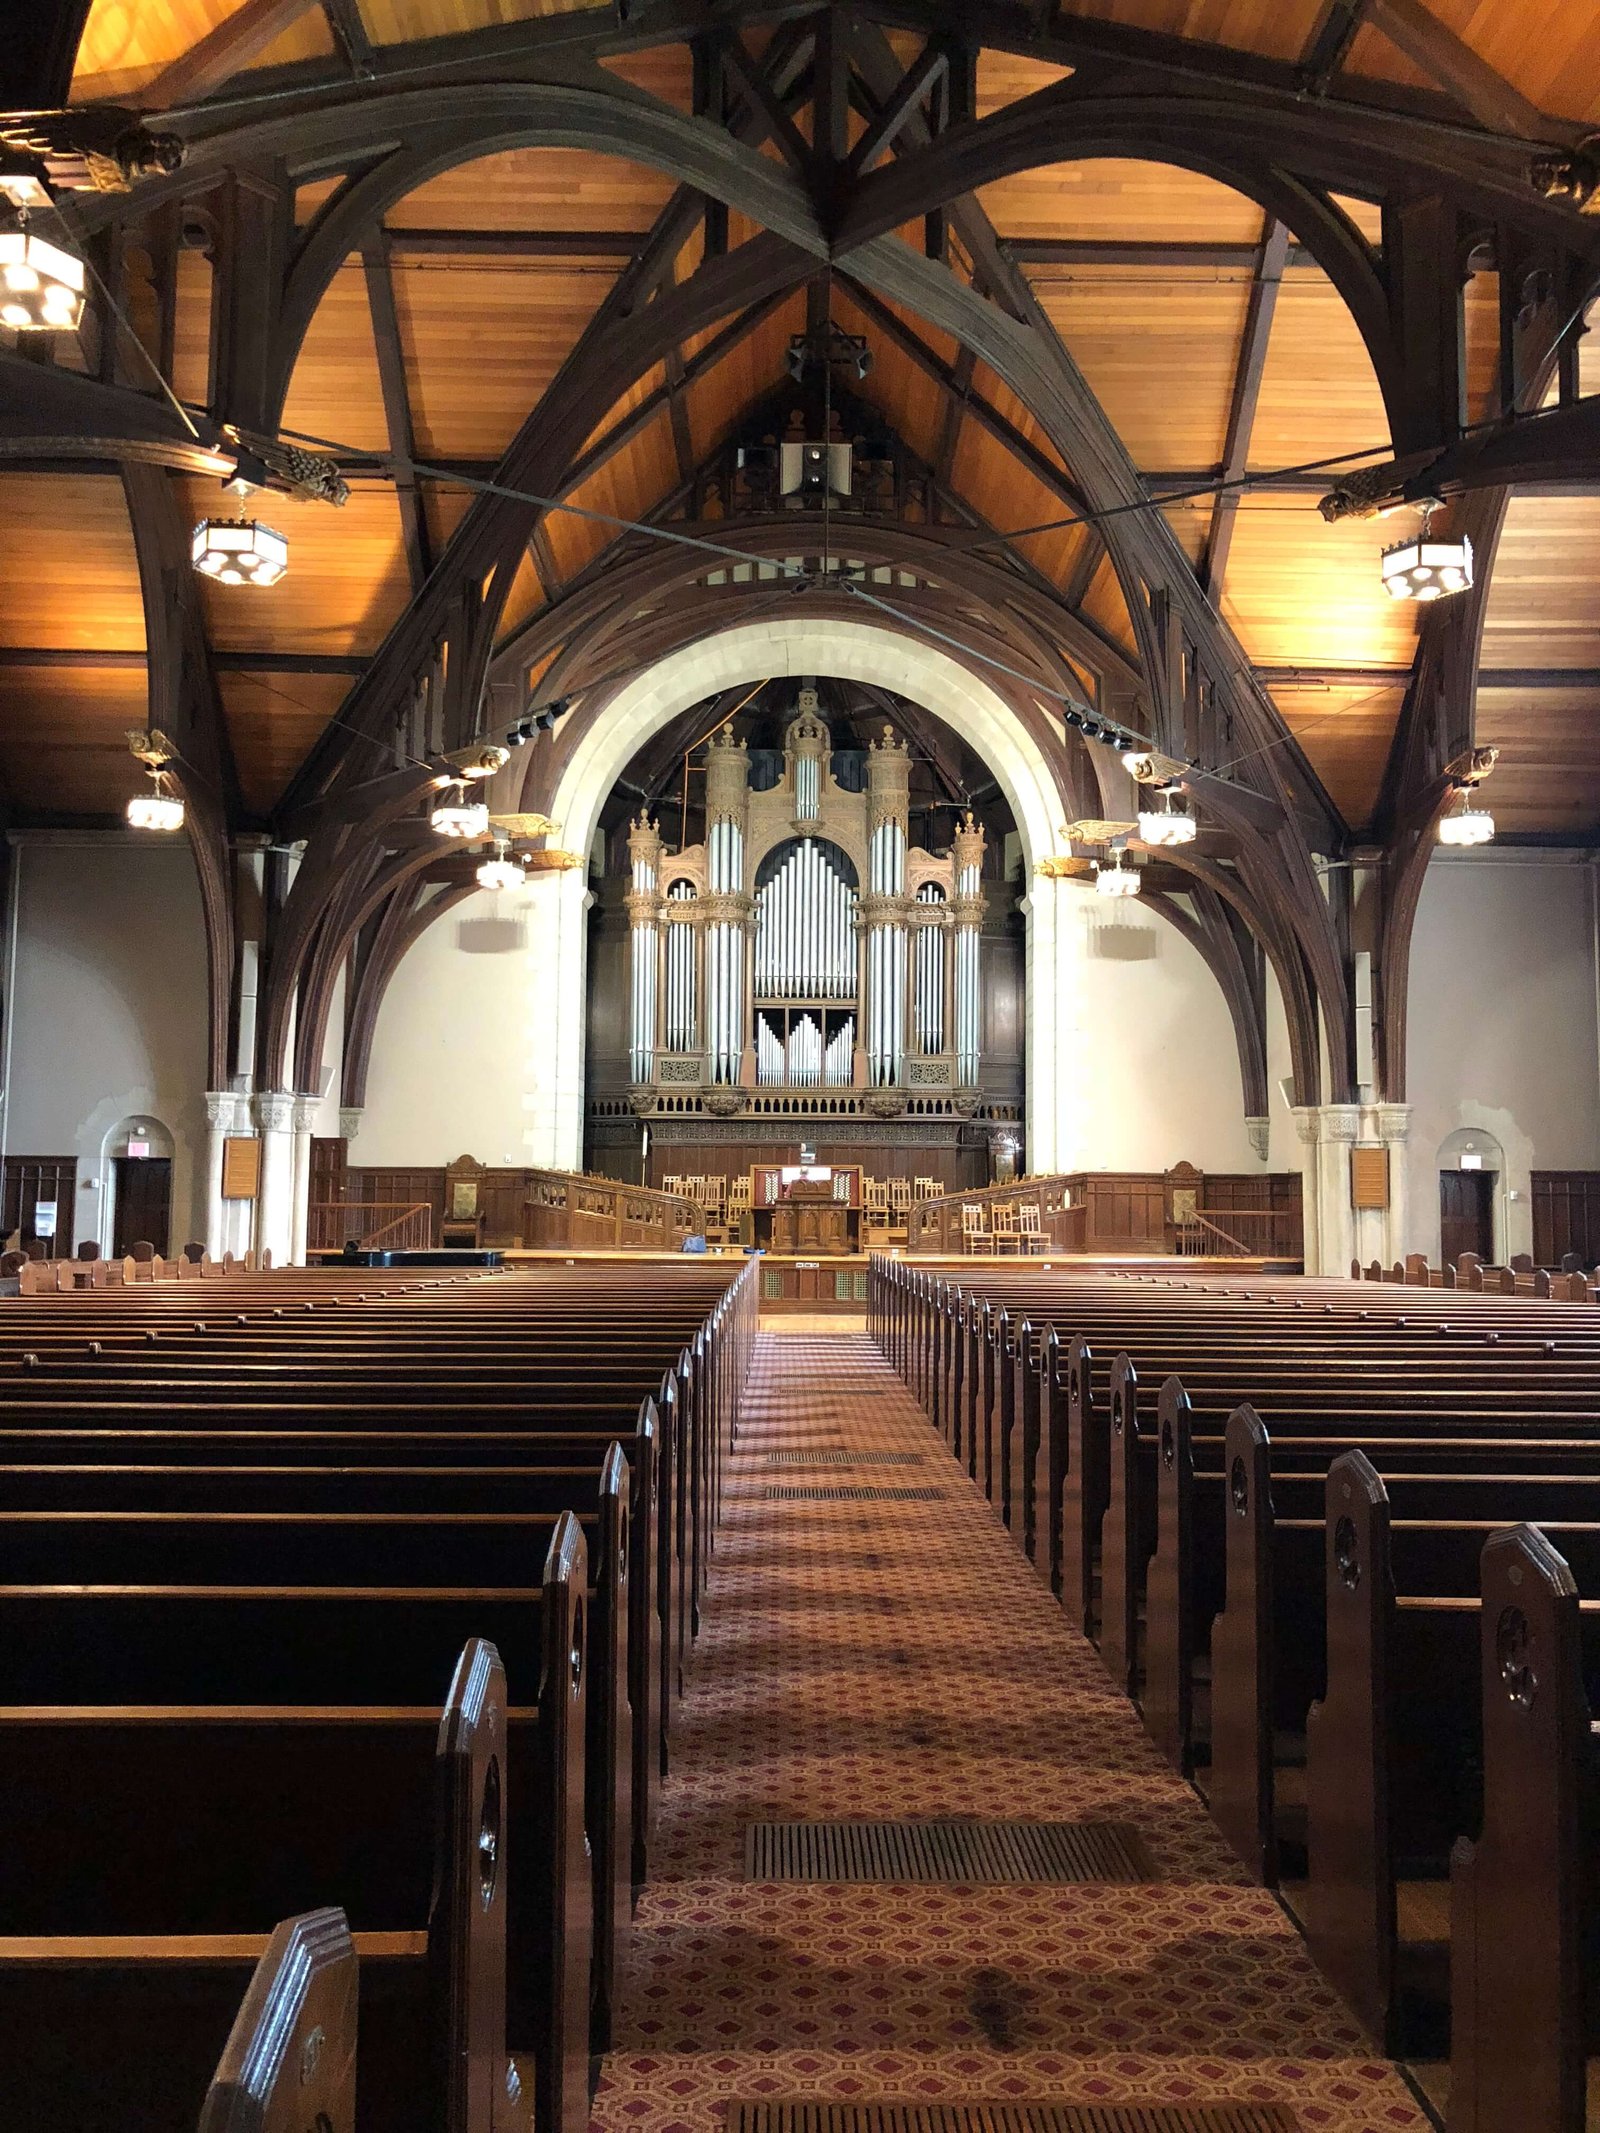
(624, 689), (986, 1119)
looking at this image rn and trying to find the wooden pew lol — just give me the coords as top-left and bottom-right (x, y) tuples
(0, 1488), (623, 2077)
(1303, 1455), (1600, 2057)
(0, 1635), (536, 2133)
(1448, 1523), (1598, 2133)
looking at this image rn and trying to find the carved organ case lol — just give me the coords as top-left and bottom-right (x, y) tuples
(625, 689), (986, 1117)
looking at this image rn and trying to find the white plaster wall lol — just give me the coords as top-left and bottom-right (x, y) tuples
(1048, 879), (1270, 1173)
(355, 877), (586, 1167)
(1403, 850), (1600, 1260)
(4, 834), (210, 1249)
(358, 867), (1270, 1178)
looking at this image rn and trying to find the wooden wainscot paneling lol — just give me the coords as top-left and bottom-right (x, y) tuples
(221, 1137), (262, 1200)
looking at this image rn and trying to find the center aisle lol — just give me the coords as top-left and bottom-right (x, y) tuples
(592, 1329), (1427, 2133)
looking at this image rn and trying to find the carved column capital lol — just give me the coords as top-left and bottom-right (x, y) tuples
(205, 1090), (245, 1132)
(1290, 1105), (1321, 1148)
(1244, 1116), (1270, 1162)
(338, 1106), (363, 1144)
(253, 1090), (294, 1135)
(1321, 1103), (1362, 1144)
(1376, 1102), (1413, 1143)
(290, 1095), (320, 1137)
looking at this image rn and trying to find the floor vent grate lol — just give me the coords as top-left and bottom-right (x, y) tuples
(760, 1451), (925, 1467)
(743, 1819), (1154, 1884)
(762, 1485), (946, 1503)
(728, 2105), (1295, 2133)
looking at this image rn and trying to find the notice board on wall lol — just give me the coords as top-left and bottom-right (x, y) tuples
(222, 1137), (262, 1201)
(1350, 1145), (1390, 1210)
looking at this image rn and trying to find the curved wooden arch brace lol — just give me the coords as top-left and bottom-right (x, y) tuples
(119, 461), (238, 1090)
(509, 583), (1090, 836)
(491, 516), (1141, 702)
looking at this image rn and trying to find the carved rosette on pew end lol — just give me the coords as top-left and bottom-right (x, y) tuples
(619, 690), (989, 1136)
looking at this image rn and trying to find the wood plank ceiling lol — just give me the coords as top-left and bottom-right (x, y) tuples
(1, 0), (1596, 831)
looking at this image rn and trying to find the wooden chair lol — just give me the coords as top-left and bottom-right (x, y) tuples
(914, 1176), (941, 1202)
(991, 1204), (1022, 1254)
(1017, 1202), (1048, 1255)
(960, 1202), (994, 1255)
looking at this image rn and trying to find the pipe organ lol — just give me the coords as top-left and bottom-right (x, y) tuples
(625, 688), (986, 1120)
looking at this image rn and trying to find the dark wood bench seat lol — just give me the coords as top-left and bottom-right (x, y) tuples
(0, 1636), (539, 2133)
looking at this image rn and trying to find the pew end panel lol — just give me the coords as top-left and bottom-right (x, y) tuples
(1306, 1450), (1397, 2051)
(1207, 1405), (1279, 1886)
(525, 1511), (592, 2133)
(1098, 1353), (1144, 1699)
(430, 1638), (533, 2133)
(1447, 1525), (1594, 2133)
(1143, 1376), (1195, 1777)
(198, 1907), (358, 2133)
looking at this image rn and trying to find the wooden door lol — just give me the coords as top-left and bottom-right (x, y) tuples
(113, 1156), (172, 1257)
(2, 1155), (76, 1259)
(1440, 1169), (1495, 1266)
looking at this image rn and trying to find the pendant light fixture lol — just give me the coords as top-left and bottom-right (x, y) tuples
(476, 838), (527, 891)
(0, 224), (86, 331)
(430, 781), (490, 839)
(1437, 786), (1495, 847)
(1094, 851), (1141, 898)
(191, 517), (288, 587)
(1136, 784), (1198, 847)
(124, 731), (185, 832)
(1381, 501), (1473, 602)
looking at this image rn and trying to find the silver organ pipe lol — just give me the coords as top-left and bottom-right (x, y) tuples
(665, 881), (697, 1051)
(915, 884), (946, 1055)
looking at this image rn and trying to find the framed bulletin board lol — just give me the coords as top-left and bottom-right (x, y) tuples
(221, 1136), (262, 1201)
(1350, 1145), (1389, 1210)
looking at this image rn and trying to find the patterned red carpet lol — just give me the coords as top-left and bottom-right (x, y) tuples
(591, 1331), (1428, 2133)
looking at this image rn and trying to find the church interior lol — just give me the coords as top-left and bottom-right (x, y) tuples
(2, 0), (1600, 2127)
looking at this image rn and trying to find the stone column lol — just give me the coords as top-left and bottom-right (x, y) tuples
(203, 1091), (246, 1260)
(289, 1094), (318, 1266)
(1292, 1106), (1322, 1274)
(951, 812), (986, 1089)
(626, 813), (662, 1086)
(1375, 1101), (1412, 1266)
(252, 1089), (296, 1266)
(1315, 1103), (1361, 1276)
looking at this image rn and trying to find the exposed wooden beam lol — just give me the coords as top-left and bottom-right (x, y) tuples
(719, 33), (815, 173)
(1298, 1), (1371, 95)
(1365, 0), (1557, 140)
(321, 0), (375, 76)
(1204, 219), (1290, 605)
(0, 647), (368, 673)
(142, 0), (321, 108)
(359, 230), (429, 596)
(842, 278), (1093, 520)
(385, 229), (643, 257)
(529, 523), (564, 598)
(663, 347), (696, 483)
(1010, 238), (1312, 268)
(846, 36), (947, 175)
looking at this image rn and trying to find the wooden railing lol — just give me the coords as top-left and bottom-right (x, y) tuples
(908, 1176), (1083, 1255)
(522, 1168), (703, 1253)
(1174, 1206), (1302, 1259)
(307, 1201), (434, 1253)
(909, 1171), (1303, 1262)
